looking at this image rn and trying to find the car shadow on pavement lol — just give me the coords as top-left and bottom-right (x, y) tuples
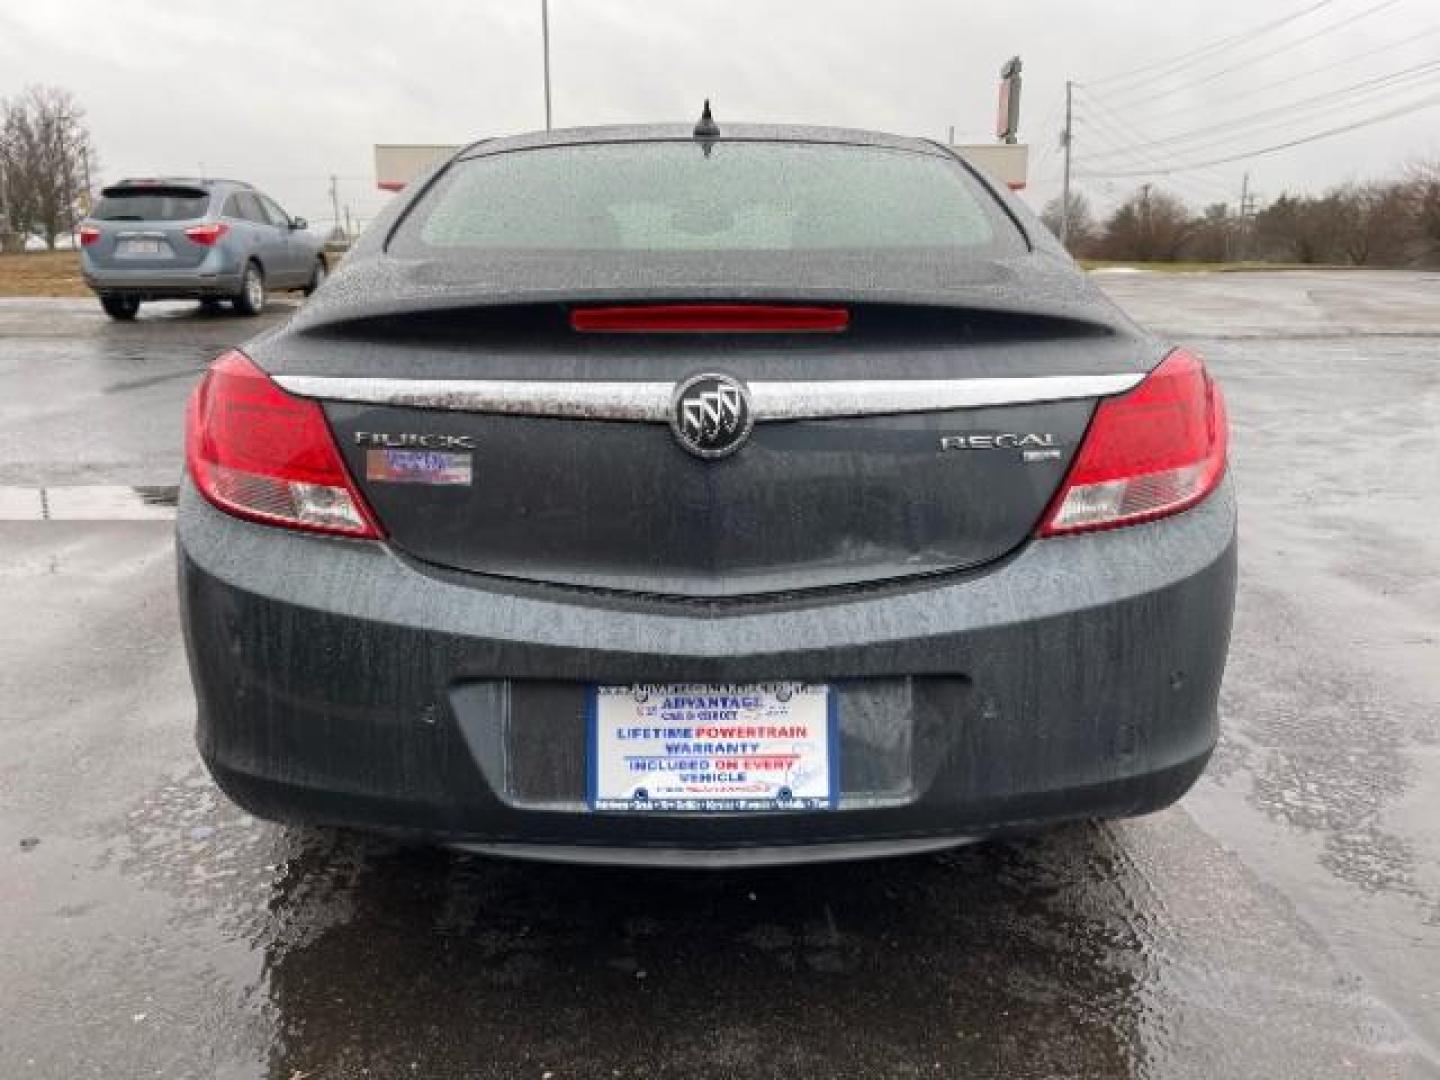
(124, 300), (299, 323)
(239, 823), (1155, 1079)
(103, 762), (1420, 1078)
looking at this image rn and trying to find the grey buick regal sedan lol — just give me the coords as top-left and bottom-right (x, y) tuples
(177, 116), (1235, 867)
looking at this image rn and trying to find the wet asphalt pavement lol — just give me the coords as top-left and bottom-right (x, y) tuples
(2, 274), (1438, 1078)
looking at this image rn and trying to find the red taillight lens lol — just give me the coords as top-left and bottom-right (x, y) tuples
(1039, 348), (1228, 536)
(78, 225), (100, 247)
(185, 350), (381, 538)
(184, 222), (229, 246)
(570, 304), (850, 333)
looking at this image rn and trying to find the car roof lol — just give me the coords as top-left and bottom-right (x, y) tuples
(457, 123), (953, 161)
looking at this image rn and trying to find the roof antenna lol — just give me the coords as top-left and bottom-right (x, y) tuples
(693, 99), (720, 141)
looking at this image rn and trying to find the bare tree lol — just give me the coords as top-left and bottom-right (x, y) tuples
(0, 86), (96, 249)
(1187, 202), (1237, 263)
(1041, 161), (1440, 269)
(1329, 182), (1412, 266)
(1098, 185), (1193, 262)
(1039, 191), (1096, 255)
(0, 108), (31, 252)
(1405, 159), (1440, 266)
(1253, 194), (1335, 264)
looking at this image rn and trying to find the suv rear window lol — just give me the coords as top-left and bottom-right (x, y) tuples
(94, 186), (210, 222)
(391, 141), (1016, 255)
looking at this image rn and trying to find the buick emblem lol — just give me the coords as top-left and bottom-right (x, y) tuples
(670, 373), (754, 459)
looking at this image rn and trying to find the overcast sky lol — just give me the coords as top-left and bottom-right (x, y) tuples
(3, 0), (1437, 229)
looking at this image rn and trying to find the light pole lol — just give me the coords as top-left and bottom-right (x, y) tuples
(542, 0), (552, 131)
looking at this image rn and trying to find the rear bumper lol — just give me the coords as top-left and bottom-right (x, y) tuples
(177, 476), (1237, 865)
(82, 255), (243, 299)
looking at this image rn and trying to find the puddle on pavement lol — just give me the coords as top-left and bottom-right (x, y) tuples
(79, 764), (1427, 1080)
(1220, 579), (1438, 911)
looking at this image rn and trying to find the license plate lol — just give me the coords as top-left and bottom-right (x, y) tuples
(588, 682), (836, 811)
(119, 239), (162, 256)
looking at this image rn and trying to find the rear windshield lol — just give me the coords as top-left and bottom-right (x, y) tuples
(391, 141), (1017, 255)
(94, 187), (210, 222)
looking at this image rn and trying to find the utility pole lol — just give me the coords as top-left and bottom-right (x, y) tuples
(329, 175), (341, 235)
(1236, 172), (1249, 261)
(1236, 172), (1257, 262)
(542, 0), (553, 131)
(1060, 79), (1073, 247)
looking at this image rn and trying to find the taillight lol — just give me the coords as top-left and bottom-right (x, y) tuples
(1039, 348), (1228, 536)
(78, 225), (100, 247)
(184, 222), (229, 246)
(185, 350), (381, 538)
(570, 304), (850, 333)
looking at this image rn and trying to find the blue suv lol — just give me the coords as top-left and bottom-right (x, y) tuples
(78, 178), (328, 320)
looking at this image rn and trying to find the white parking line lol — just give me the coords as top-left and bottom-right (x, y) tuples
(0, 487), (45, 520)
(0, 486), (177, 521)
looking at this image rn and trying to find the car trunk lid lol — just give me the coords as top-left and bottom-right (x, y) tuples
(263, 295), (1155, 598)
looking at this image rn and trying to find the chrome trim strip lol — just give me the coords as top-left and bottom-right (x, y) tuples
(748, 375), (1143, 418)
(276, 377), (670, 421)
(273, 373), (1144, 420)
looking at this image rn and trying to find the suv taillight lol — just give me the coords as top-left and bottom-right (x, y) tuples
(184, 222), (229, 246)
(1039, 348), (1228, 536)
(78, 225), (100, 247)
(185, 350), (381, 538)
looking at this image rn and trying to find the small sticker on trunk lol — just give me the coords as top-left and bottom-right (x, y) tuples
(365, 448), (472, 486)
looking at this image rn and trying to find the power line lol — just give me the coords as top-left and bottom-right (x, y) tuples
(1077, 88), (1440, 176)
(1088, 67), (1440, 164)
(1071, 92), (1236, 193)
(1054, 3), (1427, 213)
(1081, 59), (1440, 162)
(1068, 111), (1239, 208)
(1073, 166), (1234, 211)
(1032, 93), (1065, 138)
(1084, 0), (1339, 89)
(1075, 112), (1230, 184)
(1075, 165), (1235, 209)
(1030, 91), (1068, 173)
(1130, 23), (1440, 127)
(1085, 0), (1406, 109)
(1075, 120), (1236, 201)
